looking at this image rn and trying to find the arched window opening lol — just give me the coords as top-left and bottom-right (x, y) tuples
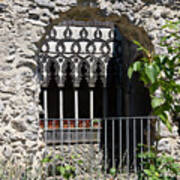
(38, 21), (117, 143)
(38, 20), (154, 173)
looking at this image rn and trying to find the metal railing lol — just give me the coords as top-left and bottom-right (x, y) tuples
(40, 116), (159, 179)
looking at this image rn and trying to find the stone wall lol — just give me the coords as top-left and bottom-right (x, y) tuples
(0, 0), (179, 177)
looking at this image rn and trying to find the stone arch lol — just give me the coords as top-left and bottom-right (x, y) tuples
(36, 6), (153, 52)
(36, 6), (153, 116)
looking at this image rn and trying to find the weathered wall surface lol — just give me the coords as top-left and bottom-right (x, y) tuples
(0, 0), (179, 175)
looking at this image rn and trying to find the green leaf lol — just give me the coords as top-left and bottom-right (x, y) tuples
(128, 66), (133, 79)
(133, 61), (142, 71)
(151, 97), (165, 108)
(78, 160), (83, 164)
(154, 172), (160, 177)
(55, 154), (63, 160)
(145, 64), (159, 84)
(65, 165), (71, 171)
(57, 166), (65, 175)
(110, 168), (116, 176)
(41, 157), (51, 163)
(145, 65), (155, 83)
(149, 83), (159, 94)
(158, 112), (172, 132)
(133, 40), (149, 55)
(159, 55), (168, 64)
(160, 35), (170, 43)
(71, 155), (76, 159)
(166, 24), (178, 30)
(133, 40), (142, 47)
(150, 165), (155, 171)
(174, 105), (180, 113)
(144, 169), (152, 176)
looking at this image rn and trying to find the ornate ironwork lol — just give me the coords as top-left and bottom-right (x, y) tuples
(38, 20), (122, 87)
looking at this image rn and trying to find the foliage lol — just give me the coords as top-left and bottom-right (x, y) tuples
(41, 153), (83, 179)
(109, 167), (116, 176)
(128, 20), (180, 131)
(138, 146), (180, 180)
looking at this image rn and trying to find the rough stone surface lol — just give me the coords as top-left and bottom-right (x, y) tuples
(2, 145), (12, 158)
(0, 0), (179, 177)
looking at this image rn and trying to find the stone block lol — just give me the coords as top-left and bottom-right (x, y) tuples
(34, 0), (54, 9)
(11, 119), (27, 132)
(2, 145), (12, 158)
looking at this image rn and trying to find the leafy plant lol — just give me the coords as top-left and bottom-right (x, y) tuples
(56, 164), (76, 179)
(128, 20), (180, 131)
(138, 146), (180, 180)
(109, 167), (116, 176)
(93, 119), (101, 123)
(41, 153), (83, 179)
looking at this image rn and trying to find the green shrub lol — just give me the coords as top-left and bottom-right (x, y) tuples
(41, 153), (83, 179)
(138, 147), (180, 180)
(128, 20), (180, 131)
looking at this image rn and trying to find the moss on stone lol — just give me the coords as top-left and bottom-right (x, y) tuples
(36, 6), (153, 52)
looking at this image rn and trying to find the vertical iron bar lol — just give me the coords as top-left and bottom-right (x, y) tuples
(83, 119), (86, 142)
(90, 89), (94, 127)
(74, 89), (79, 173)
(126, 118), (130, 176)
(103, 87), (108, 173)
(52, 119), (55, 177)
(97, 118), (101, 143)
(112, 118), (115, 168)
(90, 118), (93, 173)
(68, 119), (71, 157)
(97, 118), (101, 177)
(133, 118), (137, 173)
(75, 89), (79, 126)
(59, 89), (64, 157)
(44, 90), (48, 140)
(105, 118), (107, 173)
(147, 118), (151, 153)
(141, 118), (143, 171)
(43, 89), (48, 178)
(90, 88), (94, 173)
(119, 118), (122, 173)
(59, 89), (64, 126)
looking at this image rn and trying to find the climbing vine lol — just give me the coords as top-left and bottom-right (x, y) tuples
(128, 20), (180, 131)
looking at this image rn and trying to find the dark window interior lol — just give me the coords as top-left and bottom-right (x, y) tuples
(47, 63), (59, 118)
(64, 62), (74, 118)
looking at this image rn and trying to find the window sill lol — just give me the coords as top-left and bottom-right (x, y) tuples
(44, 128), (101, 144)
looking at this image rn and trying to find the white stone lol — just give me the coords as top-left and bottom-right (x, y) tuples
(24, 19), (47, 27)
(11, 119), (27, 132)
(56, 0), (77, 6)
(6, 54), (15, 63)
(153, 10), (161, 19)
(112, 2), (126, 12)
(158, 138), (172, 153)
(24, 132), (38, 141)
(0, 101), (4, 115)
(2, 145), (12, 158)
(34, 0), (54, 8)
